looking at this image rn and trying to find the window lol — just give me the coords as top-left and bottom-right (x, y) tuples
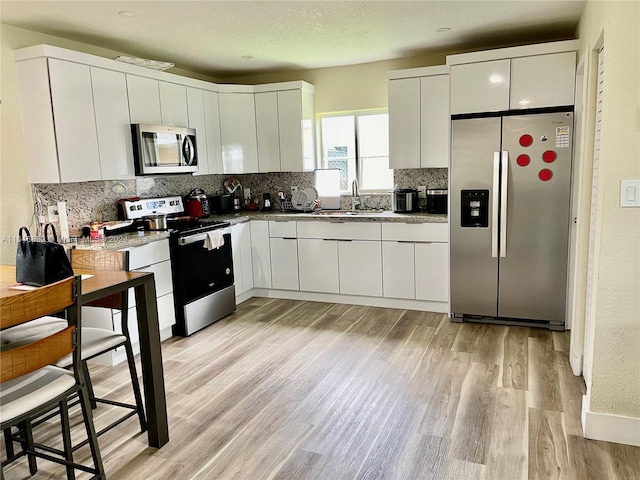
(319, 111), (393, 192)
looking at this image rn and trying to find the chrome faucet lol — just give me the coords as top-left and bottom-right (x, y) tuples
(351, 179), (360, 210)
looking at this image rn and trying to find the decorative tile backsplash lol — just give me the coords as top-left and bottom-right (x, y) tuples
(32, 168), (448, 234)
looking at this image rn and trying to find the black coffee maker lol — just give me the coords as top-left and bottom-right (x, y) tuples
(262, 193), (273, 212)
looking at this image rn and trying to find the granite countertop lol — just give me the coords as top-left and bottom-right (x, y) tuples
(74, 231), (171, 251)
(74, 210), (447, 250)
(217, 210), (448, 225)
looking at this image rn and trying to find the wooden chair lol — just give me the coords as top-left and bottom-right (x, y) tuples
(1, 249), (146, 443)
(0, 276), (105, 479)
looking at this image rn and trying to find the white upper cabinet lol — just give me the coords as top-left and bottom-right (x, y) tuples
(15, 57), (102, 183)
(448, 41), (578, 115)
(14, 45), (315, 182)
(91, 67), (135, 180)
(48, 59), (102, 182)
(420, 74), (450, 168)
(278, 88), (315, 172)
(255, 92), (281, 172)
(159, 81), (188, 127)
(388, 77), (421, 169)
(388, 67), (449, 169)
(127, 75), (161, 124)
(255, 87), (315, 173)
(203, 90), (223, 174)
(186, 87), (209, 175)
(450, 59), (511, 115)
(218, 93), (259, 173)
(128, 76), (188, 127)
(509, 52), (576, 110)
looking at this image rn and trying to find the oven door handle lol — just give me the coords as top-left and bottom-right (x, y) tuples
(178, 232), (226, 246)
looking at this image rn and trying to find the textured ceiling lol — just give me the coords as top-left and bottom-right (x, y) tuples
(1, 0), (585, 79)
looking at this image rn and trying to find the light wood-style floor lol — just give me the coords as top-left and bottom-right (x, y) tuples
(3, 298), (639, 479)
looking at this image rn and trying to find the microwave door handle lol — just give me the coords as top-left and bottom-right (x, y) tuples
(183, 136), (195, 166)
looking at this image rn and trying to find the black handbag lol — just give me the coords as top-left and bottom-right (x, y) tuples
(16, 224), (74, 286)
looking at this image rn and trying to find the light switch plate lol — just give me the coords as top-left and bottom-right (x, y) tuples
(47, 205), (59, 222)
(620, 180), (640, 207)
(418, 186), (427, 199)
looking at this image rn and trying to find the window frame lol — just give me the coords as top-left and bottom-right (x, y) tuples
(317, 108), (392, 194)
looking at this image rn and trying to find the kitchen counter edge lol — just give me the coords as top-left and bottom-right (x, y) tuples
(74, 211), (447, 250)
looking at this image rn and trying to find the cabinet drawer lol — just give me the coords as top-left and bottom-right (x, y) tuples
(269, 220), (297, 238)
(297, 221), (381, 240)
(125, 259), (173, 309)
(113, 292), (176, 344)
(382, 223), (448, 242)
(123, 239), (170, 270)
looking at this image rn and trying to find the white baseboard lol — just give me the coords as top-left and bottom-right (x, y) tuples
(581, 395), (640, 446)
(243, 288), (448, 313)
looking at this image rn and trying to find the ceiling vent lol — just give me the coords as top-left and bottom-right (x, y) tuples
(114, 55), (174, 71)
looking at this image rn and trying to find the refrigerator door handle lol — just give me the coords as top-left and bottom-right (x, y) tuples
(492, 152), (500, 257)
(500, 150), (509, 257)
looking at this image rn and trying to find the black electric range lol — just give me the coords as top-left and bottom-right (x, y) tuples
(118, 195), (236, 336)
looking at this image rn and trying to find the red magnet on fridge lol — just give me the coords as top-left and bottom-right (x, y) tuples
(539, 169), (553, 181)
(542, 150), (557, 163)
(516, 154), (530, 167)
(519, 134), (533, 147)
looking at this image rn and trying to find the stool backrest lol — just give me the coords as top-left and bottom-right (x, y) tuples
(0, 276), (81, 382)
(70, 249), (129, 271)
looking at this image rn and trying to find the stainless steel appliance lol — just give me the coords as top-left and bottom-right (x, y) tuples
(170, 222), (235, 337)
(392, 189), (418, 212)
(132, 124), (198, 175)
(450, 109), (573, 330)
(117, 195), (236, 335)
(426, 189), (448, 214)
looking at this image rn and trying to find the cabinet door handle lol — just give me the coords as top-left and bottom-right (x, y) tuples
(336, 239), (353, 242)
(282, 237), (297, 240)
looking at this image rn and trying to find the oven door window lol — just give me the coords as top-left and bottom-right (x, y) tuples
(172, 233), (234, 304)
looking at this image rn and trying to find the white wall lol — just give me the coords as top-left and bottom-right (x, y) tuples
(577, 0), (640, 443)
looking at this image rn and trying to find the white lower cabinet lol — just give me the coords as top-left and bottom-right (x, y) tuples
(415, 242), (449, 302)
(338, 240), (382, 297)
(228, 222), (253, 296)
(298, 238), (339, 294)
(382, 242), (415, 300)
(381, 223), (449, 302)
(270, 238), (299, 290)
(82, 239), (175, 366)
(250, 220), (272, 288)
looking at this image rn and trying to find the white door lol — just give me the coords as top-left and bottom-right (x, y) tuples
(450, 59), (510, 114)
(270, 238), (299, 290)
(420, 74), (450, 168)
(415, 242), (449, 302)
(48, 59), (101, 182)
(278, 89), (305, 172)
(250, 220), (272, 288)
(159, 81), (188, 127)
(298, 238), (339, 294)
(388, 77), (421, 169)
(203, 91), (223, 174)
(382, 241), (415, 299)
(338, 240), (382, 297)
(91, 67), (135, 180)
(238, 222), (254, 292)
(255, 92), (281, 172)
(127, 75), (161, 124)
(219, 93), (259, 173)
(187, 88), (209, 175)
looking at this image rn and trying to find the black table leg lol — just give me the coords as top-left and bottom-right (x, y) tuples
(134, 275), (169, 448)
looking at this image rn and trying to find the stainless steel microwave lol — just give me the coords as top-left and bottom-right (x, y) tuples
(132, 124), (198, 175)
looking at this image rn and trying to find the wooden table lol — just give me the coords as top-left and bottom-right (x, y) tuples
(0, 265), (169, 448)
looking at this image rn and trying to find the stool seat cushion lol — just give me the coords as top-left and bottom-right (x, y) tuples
(1, 317), (127, 366)
(0, 366), (75, 424)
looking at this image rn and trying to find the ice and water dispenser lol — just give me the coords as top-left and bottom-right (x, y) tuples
(461, 190), (489, 227)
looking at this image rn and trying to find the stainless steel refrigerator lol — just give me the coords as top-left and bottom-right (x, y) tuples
(449, 110), (573, 330)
